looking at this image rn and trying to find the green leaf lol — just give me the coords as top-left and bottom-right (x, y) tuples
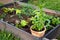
(16, 9), (21, 14)
(20, 20), (28, 27)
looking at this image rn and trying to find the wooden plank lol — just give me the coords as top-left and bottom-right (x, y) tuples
(0, 0), (13, 4)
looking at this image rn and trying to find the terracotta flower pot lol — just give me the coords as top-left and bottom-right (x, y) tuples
(30, 26), (46, 38)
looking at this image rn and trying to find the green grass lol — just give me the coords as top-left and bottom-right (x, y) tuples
(0, 30), (20, 40)
(28, 0), (60, 11)
(0, 2), (3, 6)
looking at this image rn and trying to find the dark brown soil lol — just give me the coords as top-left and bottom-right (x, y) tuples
(22, 25), (31, 33)
(21, 14), (31, 22)
(0, 9), (3, 15)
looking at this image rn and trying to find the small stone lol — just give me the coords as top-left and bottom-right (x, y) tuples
(15, 20), (20, 24)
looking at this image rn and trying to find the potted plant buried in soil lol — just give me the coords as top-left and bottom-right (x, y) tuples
(30, 5), (47, 38)
(30, 3), (60, 38)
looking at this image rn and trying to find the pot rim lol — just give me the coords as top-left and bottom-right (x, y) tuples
(30, 26), (46, 33)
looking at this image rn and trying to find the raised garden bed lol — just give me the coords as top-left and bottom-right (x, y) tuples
(0, 1), (60, 40)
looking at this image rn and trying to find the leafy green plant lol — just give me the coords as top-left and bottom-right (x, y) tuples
(16, 9), (21, 14)
(3, 8), (15, 13)
(16, 9), (22, 18)
(2, 7), (9, 13)
(0, 13), (6, 19)
(16, 20), (28, 28)
(0, 30), (20, 40)
(31, 10), (44, 31)
(2, 7), (22, 18)
(3, 7), (21, 13)
(31, 4), (54, 31)
(8, 8), (15, 12)
(21, 7), (35, 17)
(31, 4), (46, 31)
(20, 20), (28, 27)
(52, 17), (60, 26)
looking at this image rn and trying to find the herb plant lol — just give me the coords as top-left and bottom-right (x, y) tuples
(31, 10), (44, 31)
(31, 4), (53, 31)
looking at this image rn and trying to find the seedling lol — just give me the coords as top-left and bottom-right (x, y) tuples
(20, 20), (28, 27)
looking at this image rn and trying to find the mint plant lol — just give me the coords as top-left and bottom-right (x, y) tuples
(16, 9), (22, 18)
(31, 4), (53, 31)
(31, 10), (45, 31)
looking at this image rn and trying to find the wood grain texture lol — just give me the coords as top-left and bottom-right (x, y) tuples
(0, 0), (13, 4)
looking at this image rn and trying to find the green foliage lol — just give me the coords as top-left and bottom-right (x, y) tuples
(0, 13), (6, 19)
(2, 7), (9, 13)
(16, 9), (21, 14)
(16, 9), (22, 18)
(0, 30), (20, 40)
(1, 5), (60, 32)
(31, 10), (46, 31)
(2, 8), (15, 13)
(20, 20), (28, 27)
(2, 7), (22, 18)
(52, 17), (60, 25)
(16, 20), (28, 28)
(16, 23), (21, 28)
(28, 0), (60, 11)
(44, 15), (54, 26)
(30, 3), (60, 31)
(31, 4), (55, 31)
(46, 26), (53, 31)
(31, 5), (46, 31)
(21, 7), (35, 16)
(8, 8), (15, 12)
(3, 7), (21, 14)
(0, 2), (3, 6)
